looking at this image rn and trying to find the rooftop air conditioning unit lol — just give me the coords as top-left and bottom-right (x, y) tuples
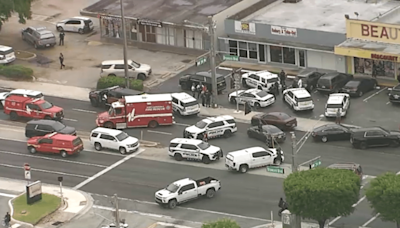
(283, 0), (302, 3)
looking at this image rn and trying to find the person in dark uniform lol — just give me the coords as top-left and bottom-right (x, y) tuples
(205, 90), (211, 107)
(59, 31), (65, 46)
(4, 212), (11, 227)
(200, 91), (206, 107)
(336, 109), (341, 124)
(279, 70), (286, 87)
(272, 81), (280, 96)
(258, 120), (263, 132)
(59, 53), (65, 69)
(291, 78), (298, 88)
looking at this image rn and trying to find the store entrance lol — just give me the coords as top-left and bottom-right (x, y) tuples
(354, 57), (397, 78)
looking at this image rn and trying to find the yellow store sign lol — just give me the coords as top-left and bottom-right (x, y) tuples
(335, 46), (400, 63)
(346, 19), (400, 44)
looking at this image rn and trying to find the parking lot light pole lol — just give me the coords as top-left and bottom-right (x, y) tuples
(291, 132), (297, 173)
(120, 0), (129, 88)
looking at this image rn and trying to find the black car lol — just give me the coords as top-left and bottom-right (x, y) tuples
(247, 125), (286, 143)
(25, 119), (76, 138)
(89, 86), (144, 107)
(317, 73), (353, 93)
(296, 69), (325, 91)
(388, 84), (400, 104)
(179, 72), (227, 94)
(312, 124), (353, 143)
(340, 77), (377, 97)
(350, 127), (400, 149)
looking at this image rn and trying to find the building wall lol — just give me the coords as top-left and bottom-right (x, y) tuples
(307, 51), (346, 72)
(224, 19), (346, 47)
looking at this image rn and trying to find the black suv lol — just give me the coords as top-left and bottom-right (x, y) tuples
(89, 86), (144, 107)
(317, 73), (353, 93)
(25, 119), (76, 138)
(179, 72), (227, 94)
(350, 127), (400, 149)
(297, 69), (325, 92)
(389, 84), (400, 104)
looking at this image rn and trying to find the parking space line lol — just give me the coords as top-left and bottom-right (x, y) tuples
(174, 122), (191, 127)
(72, 108), (98, 114)
(147, 130), (172, 135)
(363, 87), (387, 102)
(0, 163), (89, 178)
(0, 150), (108, 168)
(386, 101), (391, 105)
(362, 213), (380, 227)
(329, 195), (367, 226)
(63, 118), (78, 122)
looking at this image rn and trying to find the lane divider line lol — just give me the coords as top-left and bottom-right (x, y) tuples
(147, 130), (172, 135)
(72, 108), (98, 114)
(63, 118), (78, 122)
(0, 163), (90, 179)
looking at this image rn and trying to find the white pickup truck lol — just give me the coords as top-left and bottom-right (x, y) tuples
(154, 177), (221, 209)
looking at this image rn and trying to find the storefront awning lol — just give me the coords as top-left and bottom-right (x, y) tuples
(334, 38), (400, 62)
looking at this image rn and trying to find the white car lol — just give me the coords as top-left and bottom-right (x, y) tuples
(241, 70), (280, 91)
(225, 147), (285, 173)
(0, 89), (44, 108)
(90, 127), (140, 154)
(0, 45), (16, 64)
(168, 138), (223, 164)
(171, 92), (200, 116)
(56, 17), (94, 34)
(100, 59), (152, 80)
(183, 115), (237, 140)
(282, 88), (314, 111)
(325, 93), (350, 117)
(228, 88), (275, 108)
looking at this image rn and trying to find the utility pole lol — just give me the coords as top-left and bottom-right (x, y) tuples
(207, 16), (218, 108)
(120, 0), (129, 88)
(114, 194), (120, 227)
(291, 132), (297, 173)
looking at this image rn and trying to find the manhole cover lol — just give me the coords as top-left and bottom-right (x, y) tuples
(79, 201), (87, 206)
(52, 221), (63, 226)
(181, 59), (192, 63)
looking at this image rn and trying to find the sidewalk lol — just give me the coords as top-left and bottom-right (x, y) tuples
(0, 177), (92, 228)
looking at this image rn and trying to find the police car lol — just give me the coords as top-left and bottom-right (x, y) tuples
(324, 93), (350, 117)
(241, 70), (280, 92)
(282, 88), (314, 111)
(168, 138), (223, 164)
(228, 88), (275, 108)
(183, 115), (237, 140)
(171, 92), (200, 116)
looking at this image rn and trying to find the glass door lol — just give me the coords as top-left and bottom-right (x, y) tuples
(258, 44), (266, 63)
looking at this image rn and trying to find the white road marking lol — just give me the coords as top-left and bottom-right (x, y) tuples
(0, 163), (89, 178)
(362, 213), (380, 227)
(147, 130), (172, 135)
(73, 148), (145, 190)
(63, 118), (78, 122)
(386, 101), (391, 105)
(329, 191), (368, 225)
(313, 90), (318, 93)
(328, 216), (342, 226)
(0, 136), (25, 143)
(352, 196), (366, 207)
(174, 122), (191, 127)
(0, 150), (108, 168)
(72, 108), (98, 114)
(363, 87), (387, 102)
(0, 193), (17, 198)
(158, 222), (198, 228)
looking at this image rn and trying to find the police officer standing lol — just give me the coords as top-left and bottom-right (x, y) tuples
(4, 212), (11, 227)
(279, 70), (286, 87)
(59, 31), (65, 46)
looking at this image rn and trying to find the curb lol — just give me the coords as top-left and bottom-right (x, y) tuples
(15, 51), (37, 61)
(8, 193), (34, 228)
(62, 190), (94, 223)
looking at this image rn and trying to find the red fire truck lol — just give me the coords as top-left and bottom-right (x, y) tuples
(4, 95), (64, 121)
(96, 94), (173, 129)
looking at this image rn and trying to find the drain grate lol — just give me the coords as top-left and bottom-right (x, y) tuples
(79, 201), (87, 206)
(52, 221), (63, 226)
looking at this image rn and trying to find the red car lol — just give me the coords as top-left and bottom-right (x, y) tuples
(251, 112), (297, 131)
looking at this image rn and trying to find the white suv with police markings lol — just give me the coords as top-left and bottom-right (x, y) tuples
(183, 115), (237, 140)
(325, 93), (350, 117)
(228, 88), (275, 108)
(283, 88), (314, 111)
(241, 70), (280, 92)
(168, 138), (223, 164)
(171, 92), (200, 116)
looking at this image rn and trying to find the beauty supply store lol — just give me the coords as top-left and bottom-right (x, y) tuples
(335, 19), (400, 80)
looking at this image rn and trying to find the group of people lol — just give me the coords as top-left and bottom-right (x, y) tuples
(191, 83), (212, 108)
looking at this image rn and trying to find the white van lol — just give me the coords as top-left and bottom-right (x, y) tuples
(241, 71), (280, 92)
(0, 45), (16, 64)
(171, 92), (200, 116)
(324, 93), (350, 117)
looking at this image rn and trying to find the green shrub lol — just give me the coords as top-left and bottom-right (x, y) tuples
(96, 76), (144, 91)
(0, 65), (34, 81)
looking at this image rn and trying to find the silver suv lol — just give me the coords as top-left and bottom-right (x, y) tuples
(21, 26), (57, 49)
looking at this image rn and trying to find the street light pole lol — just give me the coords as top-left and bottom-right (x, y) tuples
(120, 0), (129, 88)
(207, 16), (218, 107)
(291, 132), (297, 173)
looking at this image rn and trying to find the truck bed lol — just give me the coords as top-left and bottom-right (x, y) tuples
(195, 177), (218, 187)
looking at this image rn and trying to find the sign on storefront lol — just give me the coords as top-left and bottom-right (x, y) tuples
(346, 19), (400, 44)
(137, 19), (162, 28)
(370, 53), (398, 62)
(335, 46), (400, 63)
(234, 21), (256, 35)
(271, 25), (297, 37)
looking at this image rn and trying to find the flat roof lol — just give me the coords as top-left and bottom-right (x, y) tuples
(337, 38), (400, 56)
(243, 0), (400, 33)
(85, 0), (242, 24)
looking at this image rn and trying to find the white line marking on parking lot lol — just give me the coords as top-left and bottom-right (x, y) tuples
(386, 101), (391, 105)
(174, 122), (191, 127)
(63, 118), (78, 122)
(147, 130), (172, 135)
(328, 216), (342, 225)
(363, 87), (387, 102)
(362, 213), (380, 227)
(73, 148), (145, 190)
(0, 163), (89, 178)
(0, 150), (108, 168)
(0, 193), (17, 198)
(72, 108), (98, 114)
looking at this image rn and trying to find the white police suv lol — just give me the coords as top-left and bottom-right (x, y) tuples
(229, 88), (275, 108)
(168, 138), (223, 164)
(283, 88), (314, 111)
(183, 115), (237, 140)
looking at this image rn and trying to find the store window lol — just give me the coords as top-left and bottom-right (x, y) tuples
(270, 46), (282, 63)
(239, 42), (248, 58)
(283, 47), (295, 64)
(139, 25), (156, 43)
(168, 27), (175, 46)
(354, 57), (395, 78)
(229, 40), (238, 55)
(248, 43), (257, 59)
(130, 22), (138, 41)
(299, 50), (306, 67)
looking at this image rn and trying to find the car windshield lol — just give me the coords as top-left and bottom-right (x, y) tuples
(182, 101), (198, 107)
(318, 78), (331, 86)
(256, 91), (269, 97)
(327, 104), (342, 108)
(197, 141), (210, 150)
(72, 137), (83, 147)
(195, 120), (207, 129)
(40, 101), (53, 109)
(52, 121), (66, 131)
(263, 125), (281, 134)
(130, 60), (141, 68)
(108, 107), (114, 115)
(116, 132), (129, 141)
(166, 183), (179, 193)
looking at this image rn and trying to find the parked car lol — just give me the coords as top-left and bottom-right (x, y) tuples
(26, 132), (84, 157)
(56, 17), (94, 34)
(317, 73), (353, 93)
(25, 119), (76, 138)
(179, 72), (227, 94)
(251, 112), (297, 131)
(340, 77), (377, 97)
(0, 89), (43, 109)
(0, 45), (16, 64)
(21, 26), (56, 49)
(311, 124), (354, 143)
(296, 69), (325, 91)
(100, 59), (152, 80)
(388, 84), (400, 104)
(324, 93), (350, 118)
(89, 85), (144, 107)
(155, 177), (221, 209)
(247, 125), (286, 143)
(241, 70), (280, 92)
(282, 88), (314, 111)
(90, 127), (140, 154)
(228, 88), (275, 108)
(350, 127), (400, 149)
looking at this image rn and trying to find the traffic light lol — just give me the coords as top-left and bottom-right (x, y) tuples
(244, 102), (251, 115)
